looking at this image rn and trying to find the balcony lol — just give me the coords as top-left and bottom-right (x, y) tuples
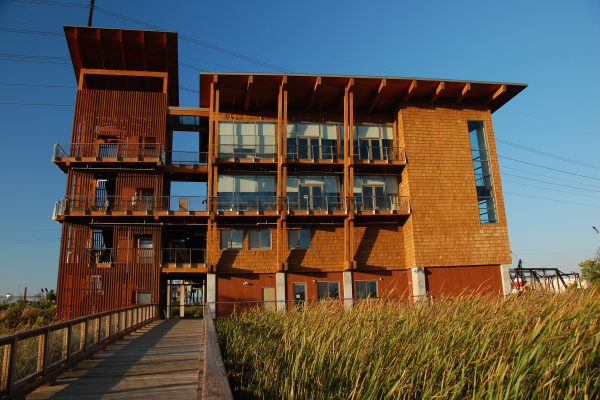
(287, 144), (340, 163)
(162, 248), (206, 272)
(86, 248), (207, 271)
(285, 194), (345, 215)
(53, 195), (209, 219)
(218, 145), (277, 162)
(353, 145), (406, 165)
(165, 151), (209, 175)
(352, 195), (410, 215)
(52, 143), (164, 171)
(213, 195), (278, 215)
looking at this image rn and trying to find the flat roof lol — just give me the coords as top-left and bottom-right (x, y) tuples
(200, 72), (526, 113)
(64, 26), (179, 105)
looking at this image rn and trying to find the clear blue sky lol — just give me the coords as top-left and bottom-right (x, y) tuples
(0, 0), (598, 297)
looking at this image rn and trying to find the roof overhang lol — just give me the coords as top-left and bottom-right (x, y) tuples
(200, 73), (526, 114)
(64, 25), (179, 106)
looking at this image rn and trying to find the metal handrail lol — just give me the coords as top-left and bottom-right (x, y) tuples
(52, 142), (165, 161)
(168, 151), (208, 166)
(353, 145), (406, 162)
(162, 248), (206, 264)
(352, 195), (410, 212)
(0, 304), (159, 398)
(286, 144), (340, 161)
(212, 195), (278, 212)
(53, 195), (209, 216)
(218, 144), (277, 159)
(285, 194), (344, 212)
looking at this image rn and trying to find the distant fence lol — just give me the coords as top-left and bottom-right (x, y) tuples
(0, 304), (159, 399)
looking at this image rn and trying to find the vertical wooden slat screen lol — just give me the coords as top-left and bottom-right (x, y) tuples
(71, 89), (167, 145)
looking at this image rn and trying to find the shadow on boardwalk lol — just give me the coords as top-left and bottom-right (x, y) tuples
(28, 319), (205, 400)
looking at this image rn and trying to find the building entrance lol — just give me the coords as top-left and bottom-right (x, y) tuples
(165, 277), (206, 318)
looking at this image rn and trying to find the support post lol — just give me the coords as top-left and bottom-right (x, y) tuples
(166, 280), (171, 319)
(207, 273), (217, 318)
(179, 282), (185, 318)
(276, 272), (286, 311)
(500, 264), (512, 296)
(411, 267), (427, 301)
(343, 270), (353, 309)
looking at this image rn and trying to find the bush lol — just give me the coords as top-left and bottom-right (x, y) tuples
(0, 303), (56, 335)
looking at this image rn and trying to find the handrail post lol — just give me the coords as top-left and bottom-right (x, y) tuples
(5, 337), (17, 396)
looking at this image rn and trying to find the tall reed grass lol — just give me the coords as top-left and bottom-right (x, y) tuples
(217, 288), (599, 399)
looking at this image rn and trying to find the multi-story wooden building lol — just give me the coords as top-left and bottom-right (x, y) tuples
(52, 26), (526, 318)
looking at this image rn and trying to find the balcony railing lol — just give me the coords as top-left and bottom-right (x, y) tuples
(52, 143), (164, 161)
(352, 195), (410, 213)
(285, 194), (344, 212)
(162, 248), (206, 264)
(85, 248), (205, 266)
(53, 195), (208, 217)
(218, 145), (277, 159)
(214, 195), (278, 212)
(88, 248), (115, 266)
(168, 151), (208, 166)
(353, 146), (406, 162)
(287, 145), (340, 161)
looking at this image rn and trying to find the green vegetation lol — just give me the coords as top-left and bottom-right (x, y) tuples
(0, 301), (56, 335)
(217, 289), (599, 399)
(579, 247), (600, 285)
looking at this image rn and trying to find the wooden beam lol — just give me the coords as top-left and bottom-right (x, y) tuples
(431, 81), (445, 103)
(403, 80), (417, 102)
(95, 29), (106, 70)
(487, 84), (506, 104)
(338, 78), (354, 112)
(307, 76), (321, 111)
(243, 75), (254, 112)
(455, 82), (471, 104)
(368, 79), (386, 113)
(117, 30), (127, 70)
(140, 31), (147, 71)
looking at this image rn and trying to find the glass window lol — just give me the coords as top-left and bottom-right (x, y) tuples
(288, 229), (311, 249)
(317, 281), (340, 300)
(468, 121), (497, 223)
(220, 230), (243, 250)
(355, 280), (378, 299)
(249, 229), (271, 249)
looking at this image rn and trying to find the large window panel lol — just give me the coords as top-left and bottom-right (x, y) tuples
(317, 282), (340, 300)
(468, 121), (497, 223)
(249, 230), (271, 249)
(220, 230), (243, 250)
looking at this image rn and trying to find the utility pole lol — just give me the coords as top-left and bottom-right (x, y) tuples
(87, 0), (95, 27)
(593, 226), (599, 237)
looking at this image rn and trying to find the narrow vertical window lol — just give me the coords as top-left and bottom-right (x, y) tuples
(468, 121), (497, 223)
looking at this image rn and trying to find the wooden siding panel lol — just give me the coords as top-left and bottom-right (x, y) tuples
(425, 265), (503, 297)
(398, 106), (511, 268)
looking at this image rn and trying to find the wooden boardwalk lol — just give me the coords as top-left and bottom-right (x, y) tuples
(27, 319), (205, 400)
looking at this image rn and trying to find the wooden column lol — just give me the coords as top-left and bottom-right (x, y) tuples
(343, 79), (354, 270)
(276, 77), (287, 271)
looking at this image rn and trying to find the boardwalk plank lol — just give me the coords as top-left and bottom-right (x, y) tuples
(27, 319), (205, 400)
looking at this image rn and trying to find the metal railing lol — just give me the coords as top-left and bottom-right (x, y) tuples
(353, 146), (406, 162)
(0, 304), (159, 398)
(162, 248), (206, 265)
(53, 195), (209, 217)
(52, 143), (164, 161)
(285, 195), (344, 212)
(87, 248), (115, 266)
(287, 145), (340, 161)
(213, 195), (278, 212)
(218, 145), (277, 159)
(168, 151), (208, 166)
(352, 195), (410, 212)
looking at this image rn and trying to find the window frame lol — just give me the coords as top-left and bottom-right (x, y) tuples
(355, 280), (378, 300)
(220, 229), (244, 250)
(316, 281), (340, 300)
(467, 120), (498, 224)
(248, 229), (272, 250)
(288, 229), (311, 250)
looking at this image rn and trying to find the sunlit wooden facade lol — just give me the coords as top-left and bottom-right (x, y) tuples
(53, 26), (526, 318)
